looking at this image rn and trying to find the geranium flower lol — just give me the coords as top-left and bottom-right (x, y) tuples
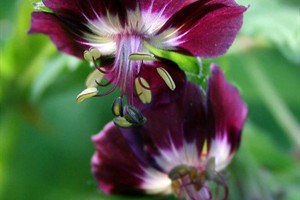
(91, 64), (248, 199)
(28, 0), (246, 112)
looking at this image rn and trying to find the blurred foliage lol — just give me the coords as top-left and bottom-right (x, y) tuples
(0, 0), (299, 200)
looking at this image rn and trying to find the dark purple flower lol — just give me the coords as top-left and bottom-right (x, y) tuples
(91, 64), (248, 199)
(29, 0), (246, 110)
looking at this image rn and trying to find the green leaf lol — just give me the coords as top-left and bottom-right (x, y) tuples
(144, 42), (201, 74)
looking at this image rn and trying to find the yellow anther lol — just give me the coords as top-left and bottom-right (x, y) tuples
(83, 47), (101, 61)
(112, 97), (123, 117)
(83, 50), (92, 61)
(157, 67), (176, 91)
(85, 69), (104, 88)
(89, 47), (101, 59)
(113, 116), (133, 128)
(135, 77), (152, 104)
(76, 87), (98, 103)
(129, 52), (155, 61)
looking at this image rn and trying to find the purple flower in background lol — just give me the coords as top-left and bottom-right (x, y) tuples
(91, 64), (248, 199)
(29, 0), (246, 110)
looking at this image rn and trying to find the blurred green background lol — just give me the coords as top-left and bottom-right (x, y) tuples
(0, 0), (299, 199)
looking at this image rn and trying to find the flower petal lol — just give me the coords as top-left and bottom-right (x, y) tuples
(42, 0), (82, 18)
(206, 64), (248, 169)
(135, 82), (206, 171)
(43, 0), (137, 20)
(139, 0), (197, 21)
(28, 12), (89, 58)
(92, 122), (171, 195)
(157, 0), (247, 57)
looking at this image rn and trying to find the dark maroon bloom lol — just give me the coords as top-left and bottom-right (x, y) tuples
(29, 0), (246, 112)
(91, 64), (248, 199)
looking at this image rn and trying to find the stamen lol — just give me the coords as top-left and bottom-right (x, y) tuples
(83, 50), (92, 61)
(94, 61), (109, 74)
(94, 83), (119, 97)
(168, 164), (192, 180)
(137, 76), (155, 90)
(113, 116), (133, 128)
(129, 52), (155, 61)
(124, 105), (146, 126)
(204, 158), (229, 200)
(76, 87), (98, 103)
(218, 174), (229, 200)
(89, 47), (101, 59)
(135, 77), (152, 104)
(84, 48), (108, 76)
(113, 103), (146, 128)
(112, 97), (123, 117)
(95, 78), (113, 87)
(169, 164), (214, 200)
(156, 67), (176, 91)
(83, 47), (101, 61)
(85, 69), (104, 88)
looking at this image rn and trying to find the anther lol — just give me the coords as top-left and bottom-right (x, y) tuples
(85, 69), (104, 88)
(135, 77), (152, 104)
(113, 116), (133, 128)
(83, 47), (101, 61)
(124, 105), (146, 126)
(76, 87), (98, 103)
(129, 52), (155, 61)
(89, 47), (101, 59)
(157, 67), (176, 91)
(112, 97), (123, 117)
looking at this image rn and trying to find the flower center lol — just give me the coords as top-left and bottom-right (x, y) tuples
(77, 9), (178, 126)
(168, 164), (208, 199)
(168, 161), (229, 200)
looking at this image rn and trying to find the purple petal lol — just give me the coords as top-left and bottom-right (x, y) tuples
(92, 122), (171, 195)
(136, 82), (206, 171)
(43, 0), (136, 22)
(139, 0), (197, 20)
(42, 0), (82, 19)
(157, 0), (247, 57)
(28, 12), (89, 58)
(206, 64), (248, 154)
